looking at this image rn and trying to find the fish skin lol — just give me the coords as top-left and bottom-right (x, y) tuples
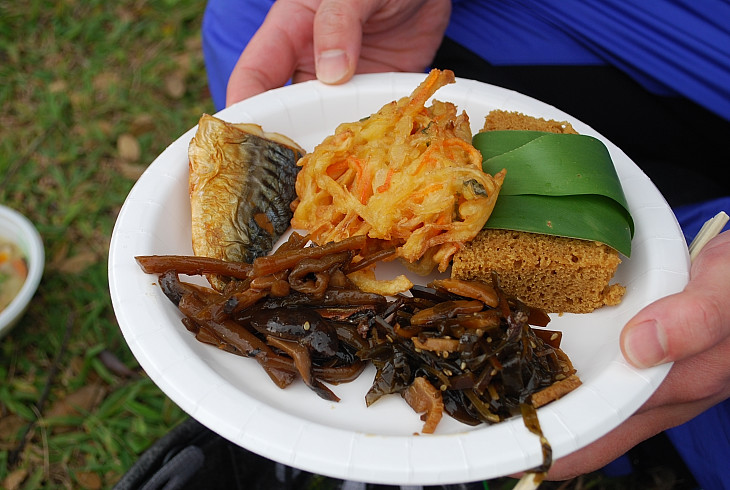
(189, 114), (305, 289)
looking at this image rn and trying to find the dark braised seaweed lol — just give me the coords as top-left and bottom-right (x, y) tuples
(136, 234), (388, 402)
(360, 276), (576, 431)
(355, 275), (576, 475)
(136, 234), (578, 463)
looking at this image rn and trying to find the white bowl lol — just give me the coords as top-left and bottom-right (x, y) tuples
(0, 205), (44, 339)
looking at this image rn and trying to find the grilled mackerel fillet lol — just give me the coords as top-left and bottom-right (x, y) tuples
(188, 114), (305, 290)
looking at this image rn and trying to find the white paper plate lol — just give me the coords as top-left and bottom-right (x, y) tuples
(108, 73), (690, 485)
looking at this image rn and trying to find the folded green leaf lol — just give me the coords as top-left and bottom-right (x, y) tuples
(473, 131), (634, 256)
(484, 195), (633, 256)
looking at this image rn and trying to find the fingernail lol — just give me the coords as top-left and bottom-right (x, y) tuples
(317, 49), (349, 84)
(623, 320), (668, 368)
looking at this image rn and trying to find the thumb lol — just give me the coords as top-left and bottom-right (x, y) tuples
(621, 231), (730, 368)
(312, 0), (366, 84)
(226, 1), (318, 106)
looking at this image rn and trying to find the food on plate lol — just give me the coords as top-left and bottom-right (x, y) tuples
(452, 110), (630, 313)
(137, 234), (387, 402)
(480, 109), (578, 133)
(188, 114), (306, 290)
(136, 236), (580, 440)
(452, 229), (625, 314)
(136, 75), (608, 470)
(0, 238), (28, 312)
(291, 69), (505, 278)
(361, 275), (578, 437)
(473, 110), (634, 259)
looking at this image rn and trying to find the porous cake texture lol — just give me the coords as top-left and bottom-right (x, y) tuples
(451, 110), (626, 313)
(480, 109), (578, 134)
(452, 226), (625, 314)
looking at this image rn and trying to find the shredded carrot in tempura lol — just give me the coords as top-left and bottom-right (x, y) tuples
(292, 69), (505, 281)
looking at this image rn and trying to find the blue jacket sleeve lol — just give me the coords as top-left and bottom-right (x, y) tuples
(203, 0), (730, 120)
(202, 0), (275, 110)
(447, 0), (730, 121)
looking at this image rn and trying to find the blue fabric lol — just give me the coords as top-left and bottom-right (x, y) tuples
(600, 452), (633, 477)
(202, 0), (730, 117)
(447, 0), (730, 120)
(202, 0), (275, 110)
(675, 196), (730, 243)
(666, 401), (730, 490)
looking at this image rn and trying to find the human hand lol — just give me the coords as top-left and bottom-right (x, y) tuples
(225, 0), (451, 106)
(547, 230), (730, 480)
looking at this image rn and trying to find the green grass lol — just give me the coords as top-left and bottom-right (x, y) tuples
(0, 1), (691, 489)
(1, 0), (211, 487)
